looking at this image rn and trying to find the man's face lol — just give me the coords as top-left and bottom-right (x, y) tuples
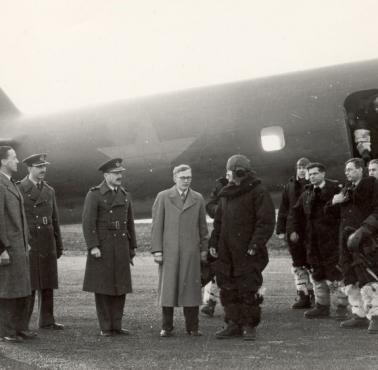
(345, 162), (363, 183)
(296, 165), (307, 179)
(1, 149), (19, 173)
(104, 171), (123, 187)
(373, 97), (378, 113)
(174, 169), (192, 191)
(226, 170), (233, 182)
(29, 165), (47, 182)
(308, 167), (325, 186)
(368, 163), (378, 179)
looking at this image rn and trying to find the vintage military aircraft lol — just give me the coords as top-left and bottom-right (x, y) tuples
(0, 58), (377, 221)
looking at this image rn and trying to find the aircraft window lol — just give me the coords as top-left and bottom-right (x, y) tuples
(261, 126), (285, 151)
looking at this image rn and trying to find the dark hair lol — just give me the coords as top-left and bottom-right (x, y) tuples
(368, 159), (378, 167)
(0, 146), (13, 162)
(306, 162), (326, 173)
(345, 158), (364, 169)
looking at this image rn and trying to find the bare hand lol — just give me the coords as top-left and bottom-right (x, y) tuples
(332, 192), (347, 205)
(90, 247), (101, 258)
(0, 250), (10, 265)
(209, 247), (218, 258)
(154, 252), (163, 264)
(290, 232), (299, 243)
(278, 233), (285, 240)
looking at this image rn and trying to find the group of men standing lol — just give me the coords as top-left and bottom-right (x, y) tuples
(277, 157), (378, 334)
(0, 147), (63, 343)
(4, 143), (377, 344)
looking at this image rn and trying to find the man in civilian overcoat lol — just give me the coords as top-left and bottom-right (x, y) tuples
(151, 164), (208, 337)
(18, 153), (64, 330)
(0, 146), (33, 342)
(82, 158), (137, 337)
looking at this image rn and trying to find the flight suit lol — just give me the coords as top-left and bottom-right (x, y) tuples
(82, 181), (137, 332)
(18, 177), (63, 328)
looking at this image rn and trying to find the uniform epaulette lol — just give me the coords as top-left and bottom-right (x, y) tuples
(43, 181), (53, 190)
(90, 185), (101, 192)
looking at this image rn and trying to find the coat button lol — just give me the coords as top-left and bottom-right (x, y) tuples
(122, 233), (125, 236)
(36, 215), (39, 218)
(37, 226), (40, 229)
(109, 210), (113, 213)
(113, 234), (116, 237)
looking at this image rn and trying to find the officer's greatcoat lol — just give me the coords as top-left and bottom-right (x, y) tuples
(82, 181), (137, 295)
(18, 177), (63, 290)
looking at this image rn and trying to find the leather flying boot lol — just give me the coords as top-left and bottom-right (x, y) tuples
(215, 322), (242, 339)
(334, 305), (349, 321)
(304, 303), (330, 319)
(368, 316), (378, 334)
(201, 299), (216, 317)
(242, 326), (256, 341)
(292, 291), (312, 309)
(340, 314), (369, 329)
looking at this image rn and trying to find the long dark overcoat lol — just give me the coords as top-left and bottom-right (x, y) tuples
(0, 173), (31, 298)
(211, 174), (275, 292)
(292, 179), (341, 281)
(18, 177), (63, 290)
(82, 181), (137, 296)
(326, 176), (378, 285)
(151, 186), (208, 307)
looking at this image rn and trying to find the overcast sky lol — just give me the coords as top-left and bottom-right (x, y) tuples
(1, 0), (378, 115)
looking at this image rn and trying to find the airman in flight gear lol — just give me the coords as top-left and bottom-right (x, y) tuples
(277, 157), (314, 309)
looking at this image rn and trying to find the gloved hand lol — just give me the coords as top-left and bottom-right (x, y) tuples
(153, 252), (163, 265)
(347, 227), (370, 252)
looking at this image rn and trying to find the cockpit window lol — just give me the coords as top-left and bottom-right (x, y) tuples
(261, 126), (285, 151)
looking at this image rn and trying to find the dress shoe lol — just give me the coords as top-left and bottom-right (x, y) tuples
(17, 330), (37, 339)
(160, 329), (173, 337)
(334, 305), (349, 321)
(100, 330), (113, 337)
(187, 330), (202, 336)
(113, 328), (130, 335)
(40, 323), (64, 330)
(1, 335), (22, 343)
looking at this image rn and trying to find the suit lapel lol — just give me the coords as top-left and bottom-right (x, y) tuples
(183, 189), (197, 211)
(168, 186), (183, 210)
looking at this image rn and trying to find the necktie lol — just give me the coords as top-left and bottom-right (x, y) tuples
(37, 182), (43, 190)
(180, 191), (186, 203)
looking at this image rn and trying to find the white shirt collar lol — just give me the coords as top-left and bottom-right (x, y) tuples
(176, 187), (189, 197)
(0, 171), (11, 181)
(28, 175), (40, 186)
(315, 181), (326, 189)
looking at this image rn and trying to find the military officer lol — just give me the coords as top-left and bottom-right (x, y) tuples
(82, 158), (137, 337)
(18, 153), (64, 330)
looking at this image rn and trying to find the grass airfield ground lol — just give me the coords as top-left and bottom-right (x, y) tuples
(1, 225), (377, 370)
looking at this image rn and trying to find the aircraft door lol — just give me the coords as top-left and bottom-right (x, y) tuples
(344, 89), (378, 164)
